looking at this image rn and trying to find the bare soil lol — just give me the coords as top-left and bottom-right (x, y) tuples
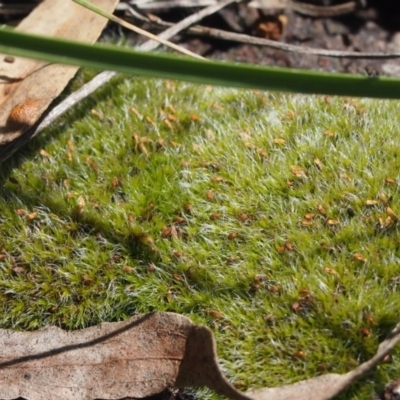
(152, 0), (400, 77)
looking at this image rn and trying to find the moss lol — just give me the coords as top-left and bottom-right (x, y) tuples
(1, 73), (400, 399)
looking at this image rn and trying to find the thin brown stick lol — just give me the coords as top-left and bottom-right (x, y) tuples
(123, 0), (356, 17)
(121, 0), (217, 9)
(35, 0), (238, 129)
(75, 0), (205, 60)
(250, 0), (357, 17)
(144, 14), (400, 60)
(139, 0), (236, 51)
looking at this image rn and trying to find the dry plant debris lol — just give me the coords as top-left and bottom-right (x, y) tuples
(0, 0), (118, 144)
(0, 312), (399, 400)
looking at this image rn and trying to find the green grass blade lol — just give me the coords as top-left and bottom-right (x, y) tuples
(0, 27), (400, 98)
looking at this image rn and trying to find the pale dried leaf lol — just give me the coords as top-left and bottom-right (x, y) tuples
(291, 165), (307, 178)
(273, 137), (286, 145)
(1, 313), (399, 400)
(314, 158), (324, 170)
(248, 0), (288, 9)
(0, 312), (249, 400)
(0, 0), (118, 146)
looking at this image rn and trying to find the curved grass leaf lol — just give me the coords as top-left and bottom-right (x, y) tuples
(0, 27), (400, 98)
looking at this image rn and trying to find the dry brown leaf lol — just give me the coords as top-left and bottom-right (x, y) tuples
(27, 211), (38, 221)
(0, 313), (399, 400)
(256, 18), (284, 41)
(360, 327), (371, 337)
(292, 350), (306, 359)
(317, 204), (327, 215)
(145, 116), (156, 127)
(277, 246), (285, 254)
(340, 173), (351, 181)
(90, 109), (103, 120)
(205, 129), (216, 141)
(0, 0), (118, 157)
(189, 114), (201, 122)
(161, 226), (173, 239)
(378, 216), (394, 229)
(301, 220), (314, 227)
(163, 118), (173, 130)
(363, 314), (375, 325)
(130, 106), (142, 118)
(0, 313), (249, 400)
(210, 212), (222, 221)
(314, 158), (324, 170)
(76, 196), (86, 210)
(39, 149), (51, 158)
(173, 216), (186, 225)
(206, 190), (215, 201)
(284, 241), (294, 251)
(267, 285), (279, 294)
(386, 207), (398, 222)
(353, 253), (367, 262)
(12, 266), (26, 274)
(379, 193), (388, 203)
(291, 165), (307, 178)
(327, 219), (340, 226)
(15, 209), (27, 216)
(255, 147), (268, 157)
(273, 137), (286, 145)
(323, 129), (334, 137)
(324, 267), (339, 276)
(211, 176), (225, 183)
(244, 142), (256, 150)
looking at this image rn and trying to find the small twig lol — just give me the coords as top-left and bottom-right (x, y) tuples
(249, 0), (357, 17)
(74, 0), (204, 60)
(120, 0), (357, 17)
(143, 14), (400, 60)
(123, 0), (217, 9)
(36, 0), (238, 130)
(286, 0), (356, 17)
(138, 0), (236, 51)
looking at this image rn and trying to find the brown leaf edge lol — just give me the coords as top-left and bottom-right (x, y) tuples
(0, 313), (398, 400)
(246, 321), (400, 400)
(0, 312), (249, 400)
(0, 0), (119, 148)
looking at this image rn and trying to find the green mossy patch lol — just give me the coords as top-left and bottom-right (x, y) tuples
(1, 73), (400, 399)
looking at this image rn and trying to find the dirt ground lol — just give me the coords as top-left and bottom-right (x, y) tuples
(147, 0), (400, 77)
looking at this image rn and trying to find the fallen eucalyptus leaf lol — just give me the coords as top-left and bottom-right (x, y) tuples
(0, 313), (399, 400)
(0, 0), (118, 146)
(0, 312), (249, 400)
